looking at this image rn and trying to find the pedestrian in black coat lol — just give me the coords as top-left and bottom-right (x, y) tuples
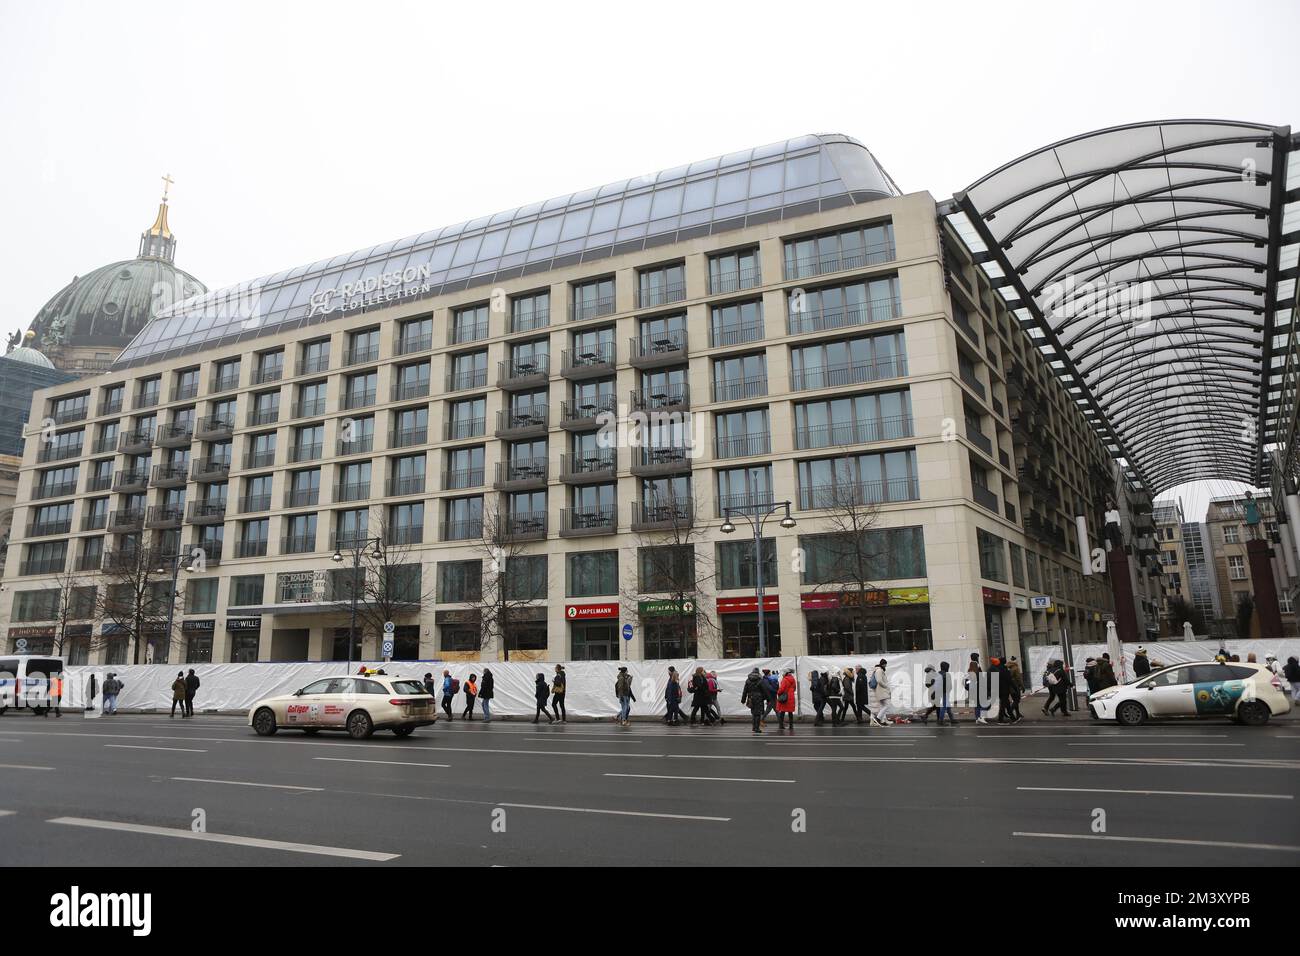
(810, 671), (827, 725)
(184, 669), (200, 717)
(853, 667), (871, 722)
(533, 673), (554, 723)
(741, 669), (766, 734)
(479, 668), (495, 722)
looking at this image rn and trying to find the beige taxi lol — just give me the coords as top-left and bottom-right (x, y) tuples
(249, 674), (437, 738)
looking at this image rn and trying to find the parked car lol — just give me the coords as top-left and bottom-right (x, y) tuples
(0, 655), (67, 716)
(249, 674), (436, 738)
(1088, 660), (1292, 726)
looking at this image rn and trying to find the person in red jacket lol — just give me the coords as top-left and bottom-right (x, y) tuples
(775, 668), (798, 730)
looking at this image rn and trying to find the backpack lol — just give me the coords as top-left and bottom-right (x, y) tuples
(706, 675), (717, 693)
(868, 672), (878, 690)
(827, 675), (841, 695)
(449, 677), (461, 694)
(1041, 670), (1051, 688)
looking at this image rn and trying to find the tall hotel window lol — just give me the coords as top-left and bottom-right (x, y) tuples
(709, 300), (763, 348)
(345, 328), (380, 366)
(445, 446), (484, 490)
(452, 303), (490, 345)
(212, 358), (241, 393)
(300, 338), (330, 375)
(977, 529), (1008, 583)
(794, 390), (912, 450)
(512, 290), (550, 332)
(446, 398), (485, 440)
(714, 408), (771, 459)
(711, 353), (767, 403)
(790, 331), (906, 391)
(796, 449), (920, 509)
(393, 406), (429, 446)
(708, 247), (761, 295)
(334, 508), (370, 550)
(388, 502), (424, 545)
(397, 316), (433, 355)
(448, 351), (488, 391)
(787, 276), (901, 335)
(783, 221), (895, 280)
(254, 350), (284, 384)
(571, 277), (615, 321)
(389, 454), (426, 496)
(637, 262), (686, 308)
(443, 496), (484, 541)
(717, 464), (773, 513)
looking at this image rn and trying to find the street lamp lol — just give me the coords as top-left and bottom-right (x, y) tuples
(720, 500), (796, 657)
(332, 536), (383, 671)
(155, 550), (195, 663)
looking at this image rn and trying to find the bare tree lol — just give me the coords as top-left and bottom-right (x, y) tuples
(621, 495), (719, 657)
(802, 481), (884, 651)
(332, 516), (438, 658)
(95, 534), (185, 665)
(463, 503), (548, 661)
(49, 570), (92, 657)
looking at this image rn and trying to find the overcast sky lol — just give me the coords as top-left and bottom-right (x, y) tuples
(1, 0), (1294, 517)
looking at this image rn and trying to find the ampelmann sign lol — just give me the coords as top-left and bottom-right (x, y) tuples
(308, 263), (434, 316)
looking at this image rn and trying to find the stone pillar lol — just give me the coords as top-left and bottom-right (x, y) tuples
(1246, 538), (1284, 638)
(1106, 547), (1141, 642)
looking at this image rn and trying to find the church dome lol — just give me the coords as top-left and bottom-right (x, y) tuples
(26, 181), (207, 355)
(5, 344), (55, 369)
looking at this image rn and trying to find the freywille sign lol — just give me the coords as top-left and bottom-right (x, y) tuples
(307, 263), (434, 316)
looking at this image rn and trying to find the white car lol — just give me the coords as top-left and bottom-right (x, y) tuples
(249, 675), (437, 739)
(1088, 660), (1293, 726)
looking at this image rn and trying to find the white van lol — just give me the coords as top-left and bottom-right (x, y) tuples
(0, 655), (69, 715)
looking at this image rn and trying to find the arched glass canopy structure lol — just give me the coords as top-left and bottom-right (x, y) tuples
(954, 120), (1297, 494)
(114, 134), (898, 370)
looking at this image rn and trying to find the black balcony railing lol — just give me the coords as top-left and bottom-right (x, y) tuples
(708, 267), (761, 295)
(391, 378), (431, 401)
(972, 483), (999, 513)
(446, 368), (489, 392)
(52, 405), (88, 425)
(171, 383), (199, 402)
(570, 295), (616, 322)
(632, 446), (691, 473)
(966, 427), (994, 457)
(797, 477), (920, 510)
(342, 388), (376, 410)
(155, 422), (194, 446)
(99, 397), (123, 416)
(80, 513), (107, 531)
(711, 376), (767, 403)
(20, 557), (66, 575)
(146, 506), (183, 527)
(562, 343), (615, 376)
(387, 525), (424, 546)
(561, 506), (617, 535)
(333, 482), (370, 503)
(794, 415), (913, 450)
(33, 480), (78, 500)
(235, 539), (269, 558)
(443, 419), (484, 441)
(629, 330), (687, 365)
(450, 318), (490, 345)
(186, 501), (227, 523)
(284, 487), (320, 508)
(244, 450), (277, 469)
(252, 365), (283, 385)
(790, 355), (907, 391)
(496, 458), (549, 486)
(714, 433), (771, 459)
(440, 519), (484, 542)
(504, 511), (547, 539)
(511, 307), (550, 332)
(195, 415), (234, 439)
(280, 534), (316, 554)
(247, 407), (279, 426)
(239, 494), (272, 513)
(37, 442), (83, 463)
(191, 458), (231, 481)
(497, 355), (551, 388)
(297, 354), (330, 376)
(108, 509), (145, 530)
(786, 296), (902, 336)
(782, 241), (896, 281)
(75, 553), (103, 572)
(389, 427), (429, 448)
(709, 320), (764, 348)
(560, 452), (615, 482)
(86, 475), (113, 493)
(132, 390), (160, 410)
(335, 435), (374, 456)
(631, 498), (694, 530)
(441, 468), (484, 491)
(26, 519), (72, 537)
(118, 430), (153, 453)
(295, 397), (327, 419)
(343, 344), (380, 367)
(210, 372), (241, 393)
(386, 474), (427, 496)
(637, 282), (686, 309)
(112, 471), (149, 491)
(631, 383), (689, 412)
(496, 407), (549, 435)
(561, 395), (617, 425)
(397, 332), (434, 355)
(289, 443), (322, 463)
(91, 436), (117, 455)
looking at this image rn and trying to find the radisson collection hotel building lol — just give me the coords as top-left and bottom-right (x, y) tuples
(3, 133), (1151, 665)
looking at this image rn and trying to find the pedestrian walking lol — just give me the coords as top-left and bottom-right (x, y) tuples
(84, 672), (98, 713)
(184, 668), (200, 717)
(665, 667), (686, 725)
(967, 653), (986, 723)
(809, 670), (827, 725)
(841, 667), (857, 724)
(688, 666), (712, 725)
(1097, 654), (1117, 690)
(1045, 660), (1070, 716)
(760, 669), (778, 726)
(1006, 656), (1024, 722)
(102, 673), (122, 715)
(993, 657), (1013, 724)
(615, 666), (635, 726)
(853, 666), (870, 722)
(551, 664), (568, 722)
(440, 669), (457, 721)
(921, 665), (939, 723)
(1133, 647), (1151, 677)
(533, 673), (554, 723)
(170, 671), (186, 718)
(935, 661), (956, 725)
(1083, 657), (1099, 697)
(423, 672), (438, 698)
(479, 668), (494, 722)
(461, 673), (478, 719)
(825, 669), (843, 724)
(775, 668), (797, 730)
(47, 669), (63, 717)
(1284, 656), (1300, 701)
(741, 668), (766, 734)
(868, 658), (891, 726)
(707, 671), (724, 725)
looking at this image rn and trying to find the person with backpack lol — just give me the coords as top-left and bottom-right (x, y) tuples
(688, 666), (711, 726)
(479, 668), (494, 722)
(775, 668), (797, 730)
(1133, 647), (1151, 677)
(184, 669), (200, 717)
(615, 666), (636, 726)
(461, 673), (478, 720)
(840, 666), (856, 725)
(1045, 660), (1070, 717)
(533, 673), (554, 723)
(741, 668), (767, 734)
(966, 653), (986, 724)
(551, 664), (568, 723)
(760, 670), (778, 726)
(935, 661), (956, 725)
(664, 667), (686, 725)
(102, 673), (123, 715)
(441, 669), (457, 721)
(825, 669), (843, 725)
(853, 666), (870, 723)
(1083, 657), (1100, 697)
(707, 671), (724, 725)
(1097, 654), (1118, 690)
(170, 671), (187, 718)
(868, 658), (890, 727)
(809, 670), (827, 725)
(991, 657), (1014, 724)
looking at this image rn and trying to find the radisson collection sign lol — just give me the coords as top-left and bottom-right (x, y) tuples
(308, 263), (434, 317)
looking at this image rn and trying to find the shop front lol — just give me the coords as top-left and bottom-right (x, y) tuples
(637, 599), (698, 659)
(7, 625), (55, 656)
(436, 609), (481, 658)
(717, 595), (781, 657)
(802, 587), (932, 653)
(982, 587), (1010, 659)
(566, 602), (619, 660)
(182, 619), (215, 663)
(226, 617), (262, 662)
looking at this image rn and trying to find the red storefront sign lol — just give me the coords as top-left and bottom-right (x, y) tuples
(717, 595), (779, 615)
(800, 593), (841, 611)
(565, 603), (618, 620)
(981, 587), (1011, 606)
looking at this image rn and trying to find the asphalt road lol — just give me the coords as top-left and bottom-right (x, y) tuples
(2, 710), (1297, 866)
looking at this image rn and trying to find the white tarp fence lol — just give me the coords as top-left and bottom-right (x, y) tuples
(1024, 638), (1300, 695)
(30, 649), (993, 717)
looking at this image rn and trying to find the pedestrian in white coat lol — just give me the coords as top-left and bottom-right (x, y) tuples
(868, 658), (891, 727)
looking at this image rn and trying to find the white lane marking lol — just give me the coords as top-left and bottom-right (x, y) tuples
(0, 810), (15, 817)
(977, 733), (1230, 739)
(171, 777), (322, 792)
(761, 740), (917, 746)
(313, 757), (451, 768)
(1065, 742), (1245, 747)
(497, 802), (729, 822)
(47, 816), (398, 861)
(105, 744), (208, 753)
(522, 737), (644, 744)
(1017, 786), (1294, 800)
(1012, 831), (1300, 854)
(605, 773), (794, 784)
(0, 763), (54, 770)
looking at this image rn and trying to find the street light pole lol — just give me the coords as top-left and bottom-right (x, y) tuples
(155, 549), (193, 663)
(721, 501), (796, 658)
(333, 535), (383, 671)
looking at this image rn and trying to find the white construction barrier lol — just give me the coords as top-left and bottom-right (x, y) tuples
(1025, 638), (1300, 694)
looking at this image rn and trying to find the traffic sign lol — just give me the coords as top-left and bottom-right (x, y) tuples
(383, 621), (395, 633)
(381, 639), (394, 658)
(621, 623), (633, 641)
(15, 638), (27, 653)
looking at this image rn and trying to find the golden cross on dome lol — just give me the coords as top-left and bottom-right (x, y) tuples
(161, 173), (174, 202)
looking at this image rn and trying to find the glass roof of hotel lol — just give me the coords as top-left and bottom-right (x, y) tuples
(115, 134), (900, 369)
(955, 119), (1297, 494)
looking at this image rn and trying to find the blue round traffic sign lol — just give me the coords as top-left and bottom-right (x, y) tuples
(621, 623), (633, 641)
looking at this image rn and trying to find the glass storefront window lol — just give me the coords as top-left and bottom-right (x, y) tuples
(570, 622), (617, 660)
